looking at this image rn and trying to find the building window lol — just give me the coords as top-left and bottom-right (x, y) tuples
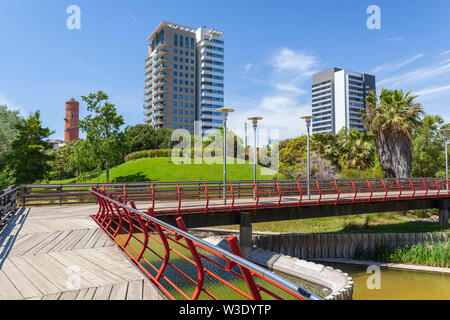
(191, 38), (194, 49)
(174, 34), (178, 46)
(180, 35), (184, 48)
(173, 109), (177, 114)
(173, 117), (177, 122)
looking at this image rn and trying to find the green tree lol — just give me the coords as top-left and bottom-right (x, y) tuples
(47, 139), (85, 180)
(0, 105), (23, 166)
(78, 91), (125, 182)
(411, 114), (448, 177)
(339, 128), (375, 170)
(124, 124), (172, 153)
(6, 111), (53, 184)
(362, 89), (423, 178)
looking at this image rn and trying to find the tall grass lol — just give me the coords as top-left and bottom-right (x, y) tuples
(356, 240), (449, 268)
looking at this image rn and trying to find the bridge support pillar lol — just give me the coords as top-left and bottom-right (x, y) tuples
(239, 213), (253, 257)
(439, 199), (448, 228)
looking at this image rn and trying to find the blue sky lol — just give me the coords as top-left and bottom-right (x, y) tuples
(0, 0), (449, 140)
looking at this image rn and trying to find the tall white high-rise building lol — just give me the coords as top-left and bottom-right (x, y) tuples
(196, 26), (225, 138)
(144, 21), (225, 137)
(311, 68), (376, 134)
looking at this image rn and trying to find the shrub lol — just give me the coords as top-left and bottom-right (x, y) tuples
(124, 149), (170, 162)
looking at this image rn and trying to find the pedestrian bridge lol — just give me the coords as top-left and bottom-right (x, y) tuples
(1, 178), (448, 300)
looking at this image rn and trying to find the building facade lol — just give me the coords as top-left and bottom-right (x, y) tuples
(311, 68), (376, 134)
(144, 21), (225, 137)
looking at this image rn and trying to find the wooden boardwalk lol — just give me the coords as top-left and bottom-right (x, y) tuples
(0, 205), (166, 300)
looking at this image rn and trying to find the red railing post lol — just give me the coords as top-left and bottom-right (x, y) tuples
(123, 185), (127, 204)
(177, 184), (182, 214)
(276, 181), (282, 208)
(351, 180), (357, 203)
(226, 236), (262, 300)
(130, 201), (148, 262)
(396, 179), (402, 200)
(230, 183), (235, 210)
(176, 217), (205, 300)
(422, 178), (429, 199)
(433, 179), (440, 199)
(334, 180), (340, 205)
(254, 183), (260, 209)
(366, 180), (373, 202)
(296, 181), (303, 207)
(145, 209), (171, 282)
(204, 184), (209, 213)
(150, 184), (155, 211)
(315, 181), (322, 205)
(409, 179), (416, 200)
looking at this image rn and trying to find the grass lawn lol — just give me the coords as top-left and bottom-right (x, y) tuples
(50, 157), (285, 184)
(217, 212), (450, 234)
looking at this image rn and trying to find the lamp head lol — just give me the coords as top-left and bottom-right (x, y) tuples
(248, 116), (263, 128)
(442, 128), (450, 139)
(301, 115), (316, 127)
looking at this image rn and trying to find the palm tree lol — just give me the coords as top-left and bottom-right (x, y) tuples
(339, 128), (375, 170)
(362, 89), (423, 178)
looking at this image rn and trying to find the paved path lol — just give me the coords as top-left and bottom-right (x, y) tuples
(0, 205), (166, 300)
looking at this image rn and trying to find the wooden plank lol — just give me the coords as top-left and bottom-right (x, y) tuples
(92, 284), (112, 300)
(48, 251), (112, 287)
(0, 259), (42, 299)
(34, 230), (71, 254)
(21, 255), (72, 292)
(84, 229), (104, 249)
(126, 280), (143, 300)
(33, 252), (96, 289)
(9, 233), (51, 257)
(77, 248), (143, 281)
(71, 229), (97, 251)
(9, 256), (60, 296)
(59, 290), (80, 300)
(0, 269), (24, 300)
(23, 231), (63, 256)
(41, 293), (62, 300)
(143, 281), (166, 300)
(109, 282), (128, 300)
(75, 287), (96, 300)
(57, 250), (125, 284)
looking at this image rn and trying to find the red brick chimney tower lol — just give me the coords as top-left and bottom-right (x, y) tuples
(64, 98), (79, 142)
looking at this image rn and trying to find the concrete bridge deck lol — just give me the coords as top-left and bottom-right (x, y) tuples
(0, 205), (165, 300)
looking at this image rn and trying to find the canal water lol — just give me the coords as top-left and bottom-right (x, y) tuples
(322, 263), (450, 300)
(119, 233), (450, 300)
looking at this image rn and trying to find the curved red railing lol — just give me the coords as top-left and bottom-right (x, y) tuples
(90, 188), (320, 301)
(96, 178), (450, 217)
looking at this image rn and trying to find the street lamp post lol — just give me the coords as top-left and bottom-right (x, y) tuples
(301, 116), (317, 199)
(216, 108), (234, 204)
(442, 128), (450, 189)
(248, 117), (263, 199)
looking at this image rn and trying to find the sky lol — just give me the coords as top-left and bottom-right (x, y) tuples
(0, 0), (449, 141)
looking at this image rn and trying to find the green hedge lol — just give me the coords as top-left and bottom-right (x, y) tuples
(125, 149), (171, 162)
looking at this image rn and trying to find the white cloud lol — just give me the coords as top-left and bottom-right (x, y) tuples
(372, 53), (424, 74)
(244, 63), (252, 73)
(0, 93), (27, 116)
(385, 37), (405, 41)
(416, 84), (450, 98)
(230, 48), (320, 140)
(271, 48), (319, 74)
(378, 58), (450, 88)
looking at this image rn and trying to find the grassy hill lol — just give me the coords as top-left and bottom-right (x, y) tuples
(51, 157), (286, 184)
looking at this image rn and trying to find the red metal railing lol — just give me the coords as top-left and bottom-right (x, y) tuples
(96, 178), (450, 217)
(90, 188), (321, 301)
